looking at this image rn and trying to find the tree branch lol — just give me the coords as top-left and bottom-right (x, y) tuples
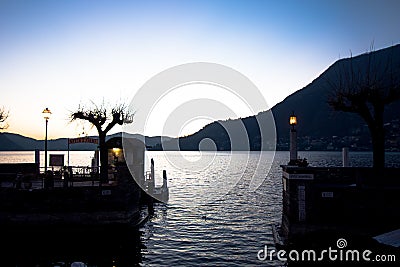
(0, 107), (9, 130)
(70, 101), (134, 135)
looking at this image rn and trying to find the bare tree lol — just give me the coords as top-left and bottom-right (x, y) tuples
(327, 46), (400, 169)
(0, 107), (9, 130)
(70, 101), (134, 183)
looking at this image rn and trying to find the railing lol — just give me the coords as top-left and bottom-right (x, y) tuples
(0, 165), (102, 189)
(65, 166), (100, 187)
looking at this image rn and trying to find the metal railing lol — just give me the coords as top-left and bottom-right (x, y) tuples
(0, 166), (102, 189)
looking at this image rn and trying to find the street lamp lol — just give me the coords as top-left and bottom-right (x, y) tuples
(42, 108), (52, 172)
(289, 112), (297, 129)
(289, 111), (297, 164)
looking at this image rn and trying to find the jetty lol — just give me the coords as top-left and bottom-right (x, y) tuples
(276, 166), (400, 243)
(273, 113), (400, 264)
(0, 136), (168, 228)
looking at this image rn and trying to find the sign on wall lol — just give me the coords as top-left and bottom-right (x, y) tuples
(68, 137), (99, 144)
(49, 154), (64, 166)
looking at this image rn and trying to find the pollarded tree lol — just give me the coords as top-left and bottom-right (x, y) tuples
(70, 101), (133, 183)
(0, 107), (9, 130)
(327, 45), (400, 169)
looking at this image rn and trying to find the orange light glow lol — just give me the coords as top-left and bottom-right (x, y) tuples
(289, 115), (297, 126)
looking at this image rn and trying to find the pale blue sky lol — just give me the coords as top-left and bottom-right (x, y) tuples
(1, 0), (399, 139)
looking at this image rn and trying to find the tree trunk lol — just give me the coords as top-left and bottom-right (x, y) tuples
(99, 132), (108, 184)
(370, 126), (385, 170)
(370, 106), (385, 170)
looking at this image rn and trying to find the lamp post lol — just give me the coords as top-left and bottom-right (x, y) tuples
(289, 111), (297, 164)
(42, 108), (52, 173)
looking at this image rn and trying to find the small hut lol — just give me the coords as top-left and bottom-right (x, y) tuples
(106, 136), (146, 186)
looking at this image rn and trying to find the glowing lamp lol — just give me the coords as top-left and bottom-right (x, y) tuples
(42, 108), (52, 120)
(289, 112), (297, 127)
(112, 148), (121, 154)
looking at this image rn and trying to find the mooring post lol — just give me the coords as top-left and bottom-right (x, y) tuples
(342, 147), (349, 167)
(150, 158), (155, 193)
(162, 170), (167, 189)
(145, 158), (155, 215)
(148, 197), (154, 215)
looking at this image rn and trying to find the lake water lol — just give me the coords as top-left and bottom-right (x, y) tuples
(1, 150), (399, 266)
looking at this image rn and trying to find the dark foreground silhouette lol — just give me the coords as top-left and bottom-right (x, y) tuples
(2, 224), (144, 267)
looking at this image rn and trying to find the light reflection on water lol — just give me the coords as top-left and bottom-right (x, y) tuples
(0, 151), (399, 266)
(143, 151), (280, 267)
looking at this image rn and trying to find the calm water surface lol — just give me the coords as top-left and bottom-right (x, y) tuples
(0, 151), (399, 266)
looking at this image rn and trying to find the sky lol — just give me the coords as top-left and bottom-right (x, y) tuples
(0, 0), (399, 139)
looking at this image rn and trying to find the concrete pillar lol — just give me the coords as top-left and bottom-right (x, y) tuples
(290, 128), (297, 162)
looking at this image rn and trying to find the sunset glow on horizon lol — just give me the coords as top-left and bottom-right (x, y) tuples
(1, 0), (399, 139)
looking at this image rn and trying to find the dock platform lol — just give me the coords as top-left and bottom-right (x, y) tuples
(277, 166), (400, 249)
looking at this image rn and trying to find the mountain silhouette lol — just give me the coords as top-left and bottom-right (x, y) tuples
(0, 132), (171, 151)
(162, 44), (400, 151)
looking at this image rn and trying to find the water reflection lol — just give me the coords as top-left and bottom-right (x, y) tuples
(2, 224), (145, 266)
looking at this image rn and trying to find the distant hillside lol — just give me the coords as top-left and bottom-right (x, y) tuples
(160, 44), (400, 151)
(0, 133), (97, 151)
(0, 132), (172, 151)
(0, 133), (41, 151)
